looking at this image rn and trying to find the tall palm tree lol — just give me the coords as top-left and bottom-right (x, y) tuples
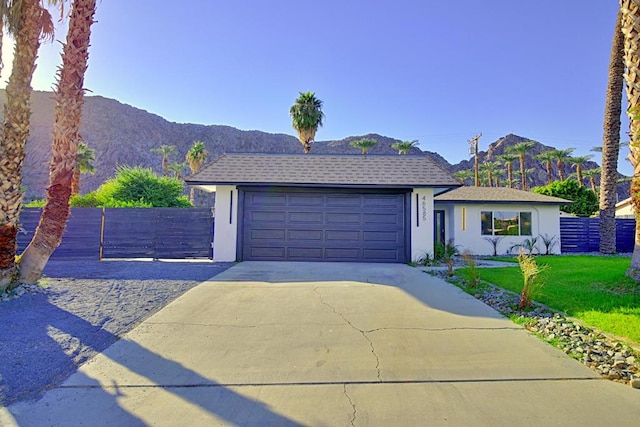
(350, 138), (377, 155)
(568, 155), (594, 186)
(600, 9), (625, 255)
(186, 141), (208, 204)
(454, 170), (474, 186)
(535, 150), (556, 184)
(71, 141), (96, 195)
(479, 161), (501, 187)
(19, 0), (97, 285)
(151, 144), (177, 176)
(506, 141), (536, 190)
(583, 167), (601, 196)
(550, 148), (575, 181)
(498, 153), (518, 188)
(0, 0), (54, 289)
(391, 140), (418, 154)
(289, 91), (324, 154)
(620, 0), (640, 277)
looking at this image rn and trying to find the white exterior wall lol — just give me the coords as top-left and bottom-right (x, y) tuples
(410, 188), (435, 262)
(439, 203), (562, 255)
(213, 185), (239, 261)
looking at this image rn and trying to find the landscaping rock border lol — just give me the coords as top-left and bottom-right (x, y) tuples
(437, 270), (640, 389)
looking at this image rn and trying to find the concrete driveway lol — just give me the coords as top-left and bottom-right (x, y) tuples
(4, 262), (640, 426)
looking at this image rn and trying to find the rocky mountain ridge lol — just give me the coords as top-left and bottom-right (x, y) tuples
(4, 90), (628, 201)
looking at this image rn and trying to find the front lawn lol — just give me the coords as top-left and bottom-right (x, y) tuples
(466, 255), (640, 344)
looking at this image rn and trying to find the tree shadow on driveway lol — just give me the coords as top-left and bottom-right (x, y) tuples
(3, 297), (298, 425)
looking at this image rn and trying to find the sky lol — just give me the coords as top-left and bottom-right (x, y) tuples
(1, 0), (630, 174)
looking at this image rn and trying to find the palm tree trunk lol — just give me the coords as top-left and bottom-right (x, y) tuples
(620, 0), (640, 277)
(520, 155), (527, 190)
(590, 176), (598, 194)
(545, 162), (552, 184)
(576, 165), (584, 186)
(600, 10), (624, 254)
(19, 0), (97, 284)
(557, 160), (565, 181)
(71, 168), (81, 195)
(507, 163), (513, 188)
(0, 0), (45, 290)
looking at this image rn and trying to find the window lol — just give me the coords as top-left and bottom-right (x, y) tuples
(481, 211), (532, 236)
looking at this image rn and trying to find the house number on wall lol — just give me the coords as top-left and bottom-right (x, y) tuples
(421, 195), (427, 222)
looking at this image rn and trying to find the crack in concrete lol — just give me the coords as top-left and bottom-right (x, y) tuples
(343, 384), (357, 426)
(314, 288), (382, 381)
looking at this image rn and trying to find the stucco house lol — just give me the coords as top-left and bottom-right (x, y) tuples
(434, 186), (570, 255)
(615, 197), (635, 219)
(186, 153), (460, 262)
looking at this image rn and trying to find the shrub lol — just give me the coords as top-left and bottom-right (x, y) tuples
(509, 237), (538, 256)
(461, 250), (480, 287)
(517, 251), (547, 309)
(533, 179), (597, 217)
(483, 236), (503, 256)
(435, 239), (459, 277)
(539, 234), (559, 255)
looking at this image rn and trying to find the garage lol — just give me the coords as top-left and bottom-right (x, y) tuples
(241, 187), (408, 262)
(185, 153), (461, 263)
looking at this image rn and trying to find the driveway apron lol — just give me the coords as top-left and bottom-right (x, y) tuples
(4, 262), (640, 426)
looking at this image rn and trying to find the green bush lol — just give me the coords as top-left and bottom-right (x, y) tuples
(533, 179), (597, 217)
(63, 167), (193, 208)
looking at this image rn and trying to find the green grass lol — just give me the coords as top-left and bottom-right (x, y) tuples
(464, 255), (640, 344)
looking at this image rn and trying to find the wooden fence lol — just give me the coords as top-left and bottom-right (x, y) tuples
(560, 217), (635, 253)
(17, 207), (214, 260)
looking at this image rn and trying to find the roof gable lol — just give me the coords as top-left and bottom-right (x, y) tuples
(186, 153), (461, 188)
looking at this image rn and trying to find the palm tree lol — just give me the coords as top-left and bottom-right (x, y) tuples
(535, 150), (556, 184)
(506, 141), (536, 190)
(18, 0), (97, 285)
(0, 0), (55, 289)
(454, 170), (474, 186)
(600, 8), (625, 255)
(550, 148), (575, 181)
(620, 0), (640, 277)
(167, 162), (187, 179)
(289, 91), (324, 154)
(350, 138), (377, 155)
(583, 167), (601, 196)
(498, 153), (518, 188)
(568, 155), (594, 187)
(514, 167), (535, 191)
(151, 144), (177, 176)
(391, 140), (418, 154)
(479, 161), (501, 187)
(71, 142), (96, 195)
(186, 141), (208, 204)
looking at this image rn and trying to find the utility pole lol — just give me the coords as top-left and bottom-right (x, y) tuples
(467, 133), (482, 186)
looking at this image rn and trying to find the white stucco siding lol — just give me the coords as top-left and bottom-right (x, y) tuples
(410, 188), (435, 262)
(212, 185), (239, 261)
(438, 203), (562, 255)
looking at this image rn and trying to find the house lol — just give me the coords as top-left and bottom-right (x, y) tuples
(615, 197), (635, 219)
(186, 153), (461, 263)
(434, 186), (569, 255)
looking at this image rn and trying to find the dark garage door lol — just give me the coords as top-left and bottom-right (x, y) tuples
(241, 188), (408, 262)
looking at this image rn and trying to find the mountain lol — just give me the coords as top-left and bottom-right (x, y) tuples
(3, 91), (629, 201)
(452, 133), (629, 199)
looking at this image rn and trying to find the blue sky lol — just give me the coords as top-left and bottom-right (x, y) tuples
(1, 1), (629, 173)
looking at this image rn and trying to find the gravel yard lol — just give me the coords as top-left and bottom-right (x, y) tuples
(0, 260), (233, 406)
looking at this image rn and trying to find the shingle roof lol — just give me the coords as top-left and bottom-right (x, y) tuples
(434, 186), (571, 204)
(186, 153), (461, 188)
